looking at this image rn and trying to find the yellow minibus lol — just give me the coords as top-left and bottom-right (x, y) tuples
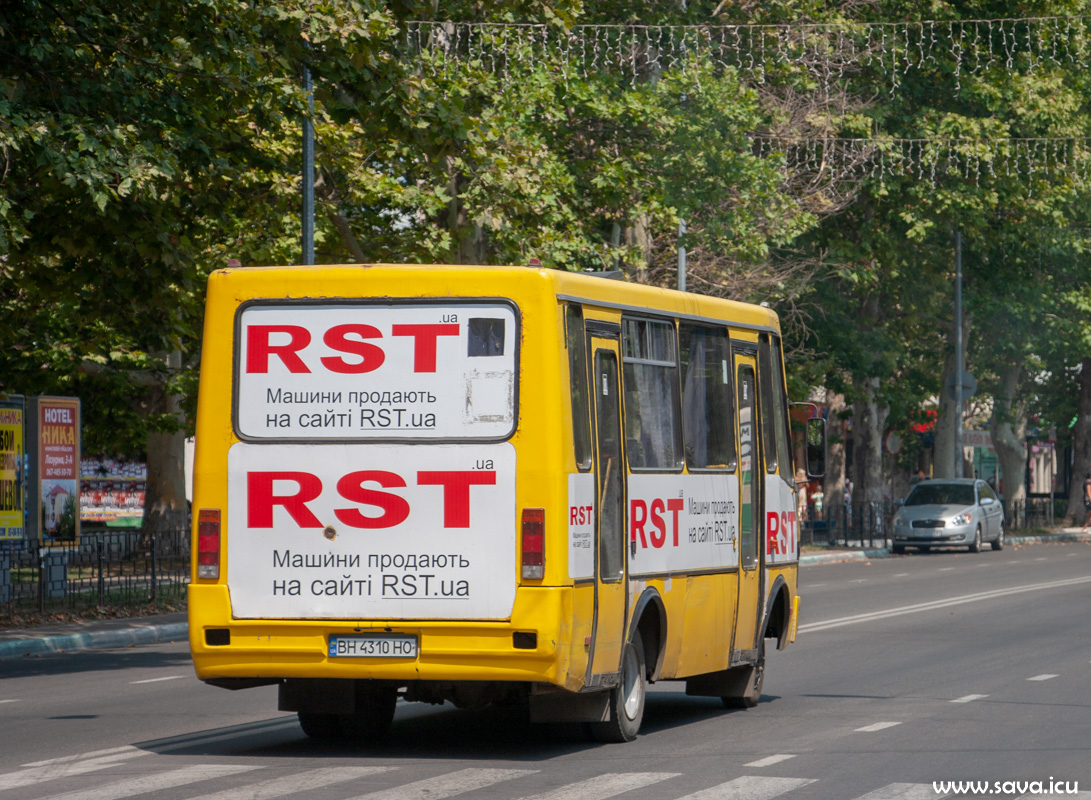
(188, 264), (820, 742)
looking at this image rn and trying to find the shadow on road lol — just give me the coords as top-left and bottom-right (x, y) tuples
(136, 690), (774, 762)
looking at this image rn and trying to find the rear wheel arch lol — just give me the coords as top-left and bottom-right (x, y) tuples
(627, 587), (667, 681)
(763, 576), (792, 651)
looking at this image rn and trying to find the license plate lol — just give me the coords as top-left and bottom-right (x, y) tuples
(328, 635), (418, 659)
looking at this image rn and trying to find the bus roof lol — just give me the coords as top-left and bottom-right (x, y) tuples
(210, 264), (780, 334)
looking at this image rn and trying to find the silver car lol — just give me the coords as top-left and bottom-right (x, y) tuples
(892, 478), (1005, 554)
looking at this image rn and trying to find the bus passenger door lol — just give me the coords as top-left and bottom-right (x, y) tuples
(732, 355), (763, 657)
(587, 338), (627, 682)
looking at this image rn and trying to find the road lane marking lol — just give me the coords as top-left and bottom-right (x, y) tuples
(343, 768), (538, 800)
(892, 573), (909, 577)
(0, 751), (149, 791)
(951, 694), (988, 703)
(190, 767), (397, 800)
(674, 776), (816, 800)
(855, 722), (902, 732)
(938, 567), (955, 571)
(853, 784), (946, 799)
(0, 699), (19, 704)
(129, 675), (186, 685)
(1027, 674), (1058, 681)
(23, 746), (140, 768)
(744, 755), (796, 768)
(41, 765), (260, 800)
(514, 772), (680, 800)
(799, 575), (1091, 633)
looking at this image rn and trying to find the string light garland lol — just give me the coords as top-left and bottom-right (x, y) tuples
(406, 17), (1091, 94)
(750, 136), (1091, 193)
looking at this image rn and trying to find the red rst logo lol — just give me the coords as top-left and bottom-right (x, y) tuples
(247, 469), (496, 530)
(245, 323), (459, 375)
(630, 498), (685, 549)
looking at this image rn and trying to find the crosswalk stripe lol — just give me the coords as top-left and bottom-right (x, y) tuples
(853, 783), (949, 799)
(0, 750), (149, 791)
(190, 766), (397, 800)
(951, 694), (988, 703)
(40, 765), (260, 800)
(514, 772), (680, 800)
(344, 768), (538, 800)
(674, 776), (816, 800)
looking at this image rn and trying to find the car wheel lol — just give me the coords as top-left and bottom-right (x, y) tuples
(339, 685), (397, 741)
(892, 545), (906, 555)
(918, 545), (931, 553)
(970, 525), (982, 553)
(298, 712), (342, 739)
(991, 526), (1005, 551)
(590, 631), (646, 743)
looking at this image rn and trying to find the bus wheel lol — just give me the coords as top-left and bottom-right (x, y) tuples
(340, 685), (397, 740)
(590, 631), (646, 743)
(721, 645), (765, 709)
(297, 712), (342, 739)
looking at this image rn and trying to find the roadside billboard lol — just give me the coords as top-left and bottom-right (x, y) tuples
(27, 397), (81, 546)
(0, 399), (25, 541)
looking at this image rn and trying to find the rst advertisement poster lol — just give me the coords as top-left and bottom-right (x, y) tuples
(31, 397), (81, 546)
(0, 400), (25, 541)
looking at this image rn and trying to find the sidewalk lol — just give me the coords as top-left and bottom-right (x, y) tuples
(0, 611), (187, 660)
(801, 527), (1091, 565)
(2, 529), (1088, 659)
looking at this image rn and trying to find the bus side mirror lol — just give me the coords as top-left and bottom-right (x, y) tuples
(806, 417), (826, 478)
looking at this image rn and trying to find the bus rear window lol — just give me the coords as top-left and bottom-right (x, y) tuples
(234, 301), (518, 441)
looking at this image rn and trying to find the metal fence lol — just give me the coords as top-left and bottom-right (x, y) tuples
(801, 501), (893, 549)
(0, 529), (189, 618)
(801, 496), (1061, 549)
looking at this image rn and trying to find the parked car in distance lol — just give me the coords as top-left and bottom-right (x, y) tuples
(892, 478), (1004, 554)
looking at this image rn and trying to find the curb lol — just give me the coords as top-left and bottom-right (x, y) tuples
(800, 549), (889, 565)
(0, 621), (188, 659)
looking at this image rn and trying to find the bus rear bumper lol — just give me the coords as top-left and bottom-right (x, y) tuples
(188, 584), (572, 687)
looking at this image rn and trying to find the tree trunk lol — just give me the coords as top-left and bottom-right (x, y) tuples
(934, 311), (972, 479)
(822, 389), (847, 524)
(852, 375), (889, 507)
(142, 352), (188, 540)
(989, 361), (1028, 524)
(1064, 358), (1091, 524)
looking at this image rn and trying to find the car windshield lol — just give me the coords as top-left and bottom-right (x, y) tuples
(905, 484), (975, 507)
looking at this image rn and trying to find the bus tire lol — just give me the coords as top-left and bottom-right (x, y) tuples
(297, 712), (342, 739)
(590, 631), (645, 743)
(339, 685), (397, 740)
(721, 643), (765, 710)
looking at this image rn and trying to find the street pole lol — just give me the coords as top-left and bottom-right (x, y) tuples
(677, 219), (686, 292)
(954, 229), (963, 478)
(302, 63), (315, 266)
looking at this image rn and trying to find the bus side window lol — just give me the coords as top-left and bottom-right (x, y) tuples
(771, 335), (793, 478)
(566, 304), (592, 471)
(621, 317), (683, 471)
(679, 323), (736, 470)
(758, 334), (792, 477)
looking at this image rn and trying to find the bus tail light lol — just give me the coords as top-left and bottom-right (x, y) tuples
(197, 509), (221, 579)
(521, 508), (544, 580)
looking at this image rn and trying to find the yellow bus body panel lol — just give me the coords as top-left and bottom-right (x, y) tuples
(189, 264), (796, 691)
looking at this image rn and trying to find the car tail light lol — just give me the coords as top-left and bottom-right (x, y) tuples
(197, 509), (221, 579)
(521, 508), (544, 580)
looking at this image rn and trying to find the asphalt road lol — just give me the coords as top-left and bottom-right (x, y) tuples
(2, 540), (1090, 799)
